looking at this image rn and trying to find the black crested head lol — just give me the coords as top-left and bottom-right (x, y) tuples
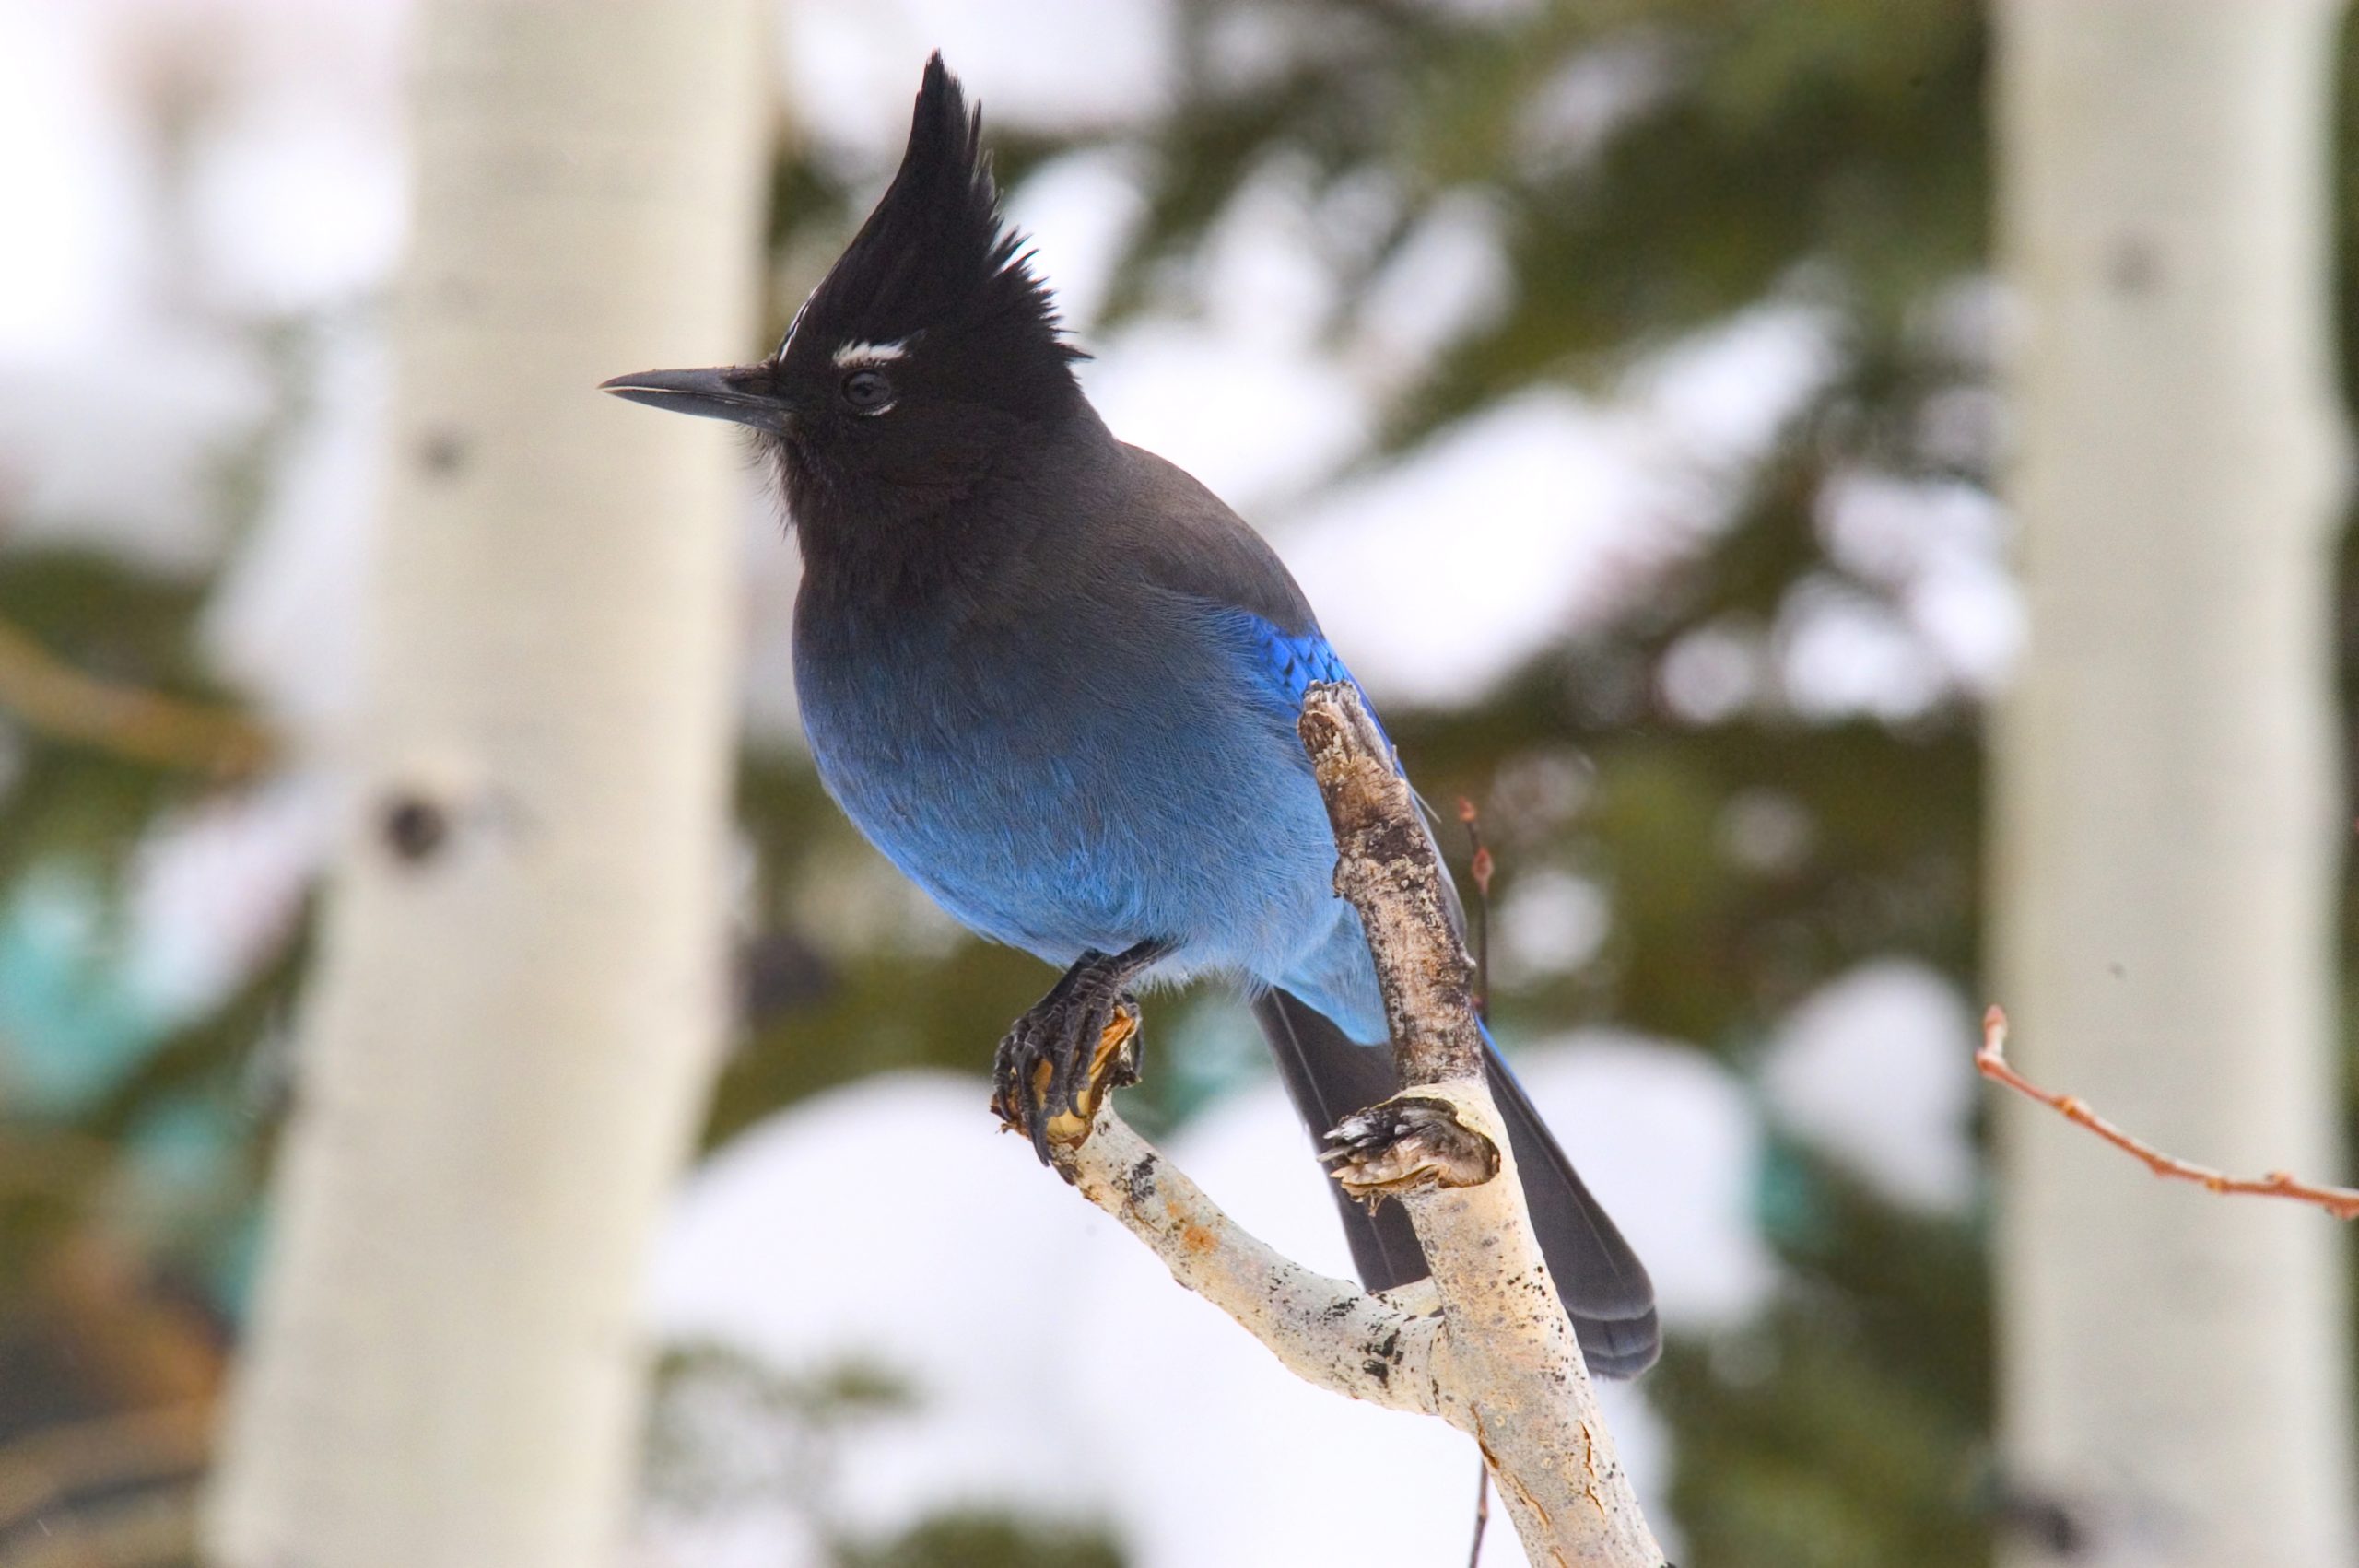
(763, 53), (1091, 550)
(600, 55), (1092, 559)
(784, 53), (1080, 399)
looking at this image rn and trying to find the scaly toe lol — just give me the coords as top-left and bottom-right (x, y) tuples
(992, 941), (1171, 1165)
(1044, 1001), (1142, 1145)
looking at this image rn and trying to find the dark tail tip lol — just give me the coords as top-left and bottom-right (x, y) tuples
(1575, 1305), (1663, 1381)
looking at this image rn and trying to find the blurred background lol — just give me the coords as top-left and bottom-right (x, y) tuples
(0, 2), (2351, 1566)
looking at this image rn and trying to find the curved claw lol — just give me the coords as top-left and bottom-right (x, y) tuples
(1045, 1000), (1141, 1143)
(991, 940), (1169, 1164)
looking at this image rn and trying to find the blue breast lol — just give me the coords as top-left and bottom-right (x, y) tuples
(792, 588), (1385, 1036)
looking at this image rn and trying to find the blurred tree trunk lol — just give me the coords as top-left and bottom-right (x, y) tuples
(206, 5), (765, 1566)
(1992, 4), (2355, 1565)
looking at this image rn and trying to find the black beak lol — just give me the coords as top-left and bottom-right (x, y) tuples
(599, 365), (790, 432)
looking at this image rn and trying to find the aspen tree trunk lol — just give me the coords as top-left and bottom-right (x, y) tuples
(1991, 4), (2355, 1565)
(207, 6), (765, 1565)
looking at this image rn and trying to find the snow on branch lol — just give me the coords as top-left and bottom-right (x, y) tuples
(1978, 1005), (2359, 1220)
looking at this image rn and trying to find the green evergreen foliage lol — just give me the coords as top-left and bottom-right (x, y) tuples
(645, 1340), (1125, 1568)
(1649, 1147), (1990, 1568)
(838, 1510), (1124, 1568)
(645, 1340), (918, 1517)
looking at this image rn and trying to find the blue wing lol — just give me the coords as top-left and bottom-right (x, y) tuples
(1219, 611), (1393, 753)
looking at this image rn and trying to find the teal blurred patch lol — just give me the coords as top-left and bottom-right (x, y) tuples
(0, 866), (171, 1117)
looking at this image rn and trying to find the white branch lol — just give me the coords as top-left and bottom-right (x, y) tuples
(1041, 684), (1665, 1567)
(1062, 1108), (1439, 1414)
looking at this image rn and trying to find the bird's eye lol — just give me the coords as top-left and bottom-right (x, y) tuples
(840, 369), (894, 414)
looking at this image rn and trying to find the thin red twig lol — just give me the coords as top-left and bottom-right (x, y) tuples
(1976, 1005), (2359, 1220)
(1457, 796), (1493, 1022)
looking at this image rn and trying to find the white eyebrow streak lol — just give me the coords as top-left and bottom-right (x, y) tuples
(831, 339), (910, 367)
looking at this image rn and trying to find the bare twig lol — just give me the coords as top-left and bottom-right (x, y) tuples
(0, 1403), (209, 1538)
(1978, 1005), (2359, 1219)
(1457, 796), (1492, 1020)
(1035, 684), (1665, 1567)
(0, 617), (273, 776)
(1467, 1455), (1492, 1568)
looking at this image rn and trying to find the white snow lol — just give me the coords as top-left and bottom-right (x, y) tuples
(645, 1031), (1770, 1565)
(1512, 1033), (1779, 1328)
(1772, 468), (2024, 721)
(1658, 618), (1769, 723)
(1815, 468), (2023, 698)
(0, 0), (404, 568)
(1776, 574), (1951, 724)
(1492, 866), (1613, 985)
(1346, 188), (1513, 395)
(779, 0), (1177, 164)
(1280, 307), (1840, 708)
(0, 5), (147, 358)
(1085, 319), (1375, 513)
(123, 773), (335, 1022)
(182, 56), (407, 316)
(1279, 391), (1672, 705)
(0, 322), (272, 571)
(1080, 156), (1376, 510)
(201, 319), (386, 741)
(1758, 958), (1981, 1212)
(1003, 148), (1152, 332)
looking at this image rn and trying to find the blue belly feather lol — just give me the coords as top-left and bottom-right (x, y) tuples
(792, 589), (1390, 1041)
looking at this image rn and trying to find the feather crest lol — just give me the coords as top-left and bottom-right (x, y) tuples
(781, 53), (1078, 390)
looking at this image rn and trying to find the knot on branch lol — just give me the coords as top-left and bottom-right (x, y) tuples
(1322, 1092), (1502, 1200)
(1297, 687), (1449, 912)
(1296, 681), (1401, 840)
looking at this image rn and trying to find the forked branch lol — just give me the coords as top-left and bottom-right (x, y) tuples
(1020, 683), (1666, 1568)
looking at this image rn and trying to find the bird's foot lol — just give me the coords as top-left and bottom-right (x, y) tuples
(992, 939), (1171, 1166)
(1320, 1094), (1501, 1202)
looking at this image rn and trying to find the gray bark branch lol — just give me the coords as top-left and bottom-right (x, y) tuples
(1046, 683), (1665, 1567)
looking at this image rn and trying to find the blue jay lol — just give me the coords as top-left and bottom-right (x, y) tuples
(605, 54), (1656, 1376)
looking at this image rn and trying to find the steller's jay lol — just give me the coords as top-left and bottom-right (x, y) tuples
(604, 53), (1657, 1376)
